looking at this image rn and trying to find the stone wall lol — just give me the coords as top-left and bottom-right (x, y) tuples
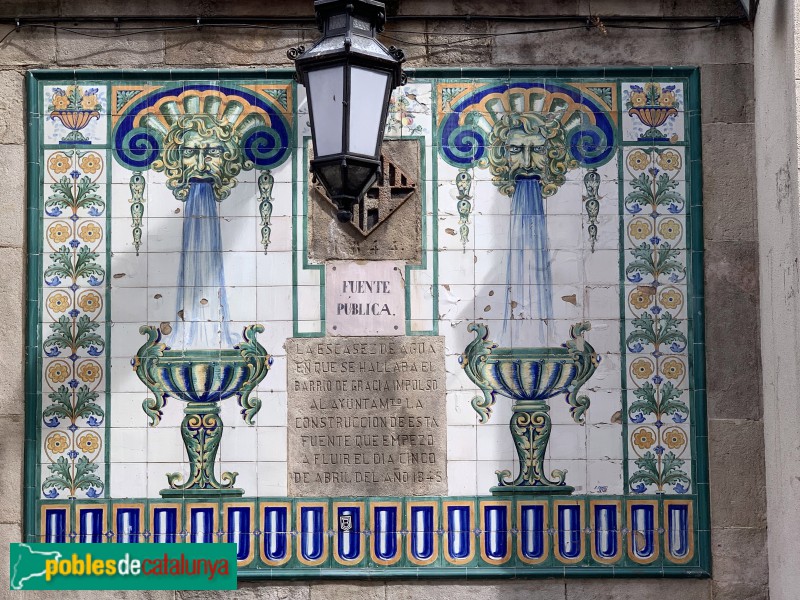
(754, 2), (800, 600)
(0, 0), (764, 598)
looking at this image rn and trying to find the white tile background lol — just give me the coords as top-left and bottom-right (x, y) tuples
(102, 82), (638, 499)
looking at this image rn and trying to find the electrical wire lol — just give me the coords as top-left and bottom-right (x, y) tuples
(0, 27), (15, 46)
(380, 25), (592, 49)
(6, 22), (316, 39)
(380, 20), (735, 48)
(0, 16), (745, 49)
(383, 20), (738, 35)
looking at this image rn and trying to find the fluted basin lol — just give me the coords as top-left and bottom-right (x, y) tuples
(50, 109), (101, 143)
(146, 353), (254, 404)
(133, 324), (271, 497)
(461, 322), (599, 495)
(473, 347), (581, 401)
(627, 105), (677, 141)
(627, 106), (677, 129)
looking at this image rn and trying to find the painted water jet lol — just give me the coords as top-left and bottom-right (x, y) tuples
(122, 90), (290, 497)
(437, 85), (615, 494)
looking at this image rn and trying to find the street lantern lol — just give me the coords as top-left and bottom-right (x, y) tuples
(289, 0), (405, 222)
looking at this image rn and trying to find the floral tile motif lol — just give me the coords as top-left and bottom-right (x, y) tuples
(622, 82), (685, 143)
(621, 145), (691, 495)
(43, 85), (109, 146)
(40, 145), (108, 500)
(385, 83), (433, 137)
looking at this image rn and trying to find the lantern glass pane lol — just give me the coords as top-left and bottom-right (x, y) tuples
(317, 163), (344, 194)
(347, 66), (390, 157)
(345, 163), (377, 197)
(307, 66), (345, 156)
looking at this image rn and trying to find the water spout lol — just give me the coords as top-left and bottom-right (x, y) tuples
(169, 180), (236, 348)
(501, 177), (553, 346)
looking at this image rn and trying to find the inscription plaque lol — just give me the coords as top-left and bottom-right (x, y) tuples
(326, 261), (405, 336)
(287, 336), (447, 496)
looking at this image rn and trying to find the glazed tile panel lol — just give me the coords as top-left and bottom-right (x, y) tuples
(27, 70), (707, 577)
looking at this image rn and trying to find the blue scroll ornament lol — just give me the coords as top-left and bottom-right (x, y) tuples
(438, 82), (616, 168)
(113, 84), (291, 171)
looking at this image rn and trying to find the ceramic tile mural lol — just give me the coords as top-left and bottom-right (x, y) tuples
(26, 69), (707, 576)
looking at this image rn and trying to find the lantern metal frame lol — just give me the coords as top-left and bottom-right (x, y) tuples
(289, 0), (406, 223)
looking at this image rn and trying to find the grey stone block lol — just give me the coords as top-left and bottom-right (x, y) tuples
(490, 24), (752, 67)
(22, 592), (174, 600)
(310, 583), (386, 600)
(566, 579), (710, 600)
(660, 0), (746, 17)
(309, 139), (423, 263)
(0, 247), (24, 416)
(705, 241), (761, 421)
(180, 583), (310, 600)
(0, 414), (22, 524)
(577, 0), (663, 17)
(0, 145), (26, 250)
(0, 26), (56, 67)
(165, 28), (299, 67)
(58, 0), (203, 16)
(395, 1), (459, 16)
(379, 24), (427, 68)
(0, 1), (57, 18)
(175, 0), (314, 17)
(701, 63), (755, 124)
(709, 418), (766, 528)
(387, 581), (566, 600)
(398, 0), (581, 16)
(56, 27), (164, 66)
(456, 0), (580, 16)
(57, 0), (316, 17)
(0, 72), (25, 145)
(426, 20), (492, 65)
(711, 527), (769, 600)
(702, 123), (757, 242)
(286, 336), (447, 497)
(1, 522), (22, 593)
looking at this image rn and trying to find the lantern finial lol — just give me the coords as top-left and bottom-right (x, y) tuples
(289, 0), (405, 224)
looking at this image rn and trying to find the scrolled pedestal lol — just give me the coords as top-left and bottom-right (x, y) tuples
(160, 402), (243, 498)
(133, 324), (271, 498)
(491, 399), (574, 496)
(461, 321), (600, 496)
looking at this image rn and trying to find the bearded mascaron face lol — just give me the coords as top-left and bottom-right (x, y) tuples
(153, 115), (248, 201)
(180, 129), (226, 182)
(505, 129), (549, 180)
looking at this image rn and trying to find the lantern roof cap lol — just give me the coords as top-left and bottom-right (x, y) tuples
(300, 33), (394, 64)
(313, 0), (387, 31)
(293, 0), (404, 83)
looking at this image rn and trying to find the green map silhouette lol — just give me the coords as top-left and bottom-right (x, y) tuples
(9, 544), (62, 590)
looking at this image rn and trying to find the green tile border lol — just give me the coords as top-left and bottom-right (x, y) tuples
(40, 495), (703, 577)
(685, 68), (710, 573)
(295, 135), (326, 337)
(24, 70), (43, 544)
(24, 68), (709, 579)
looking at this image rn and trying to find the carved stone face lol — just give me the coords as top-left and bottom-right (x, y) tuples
(180, 130), (225, 181)
(505, 129), (548, 180)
